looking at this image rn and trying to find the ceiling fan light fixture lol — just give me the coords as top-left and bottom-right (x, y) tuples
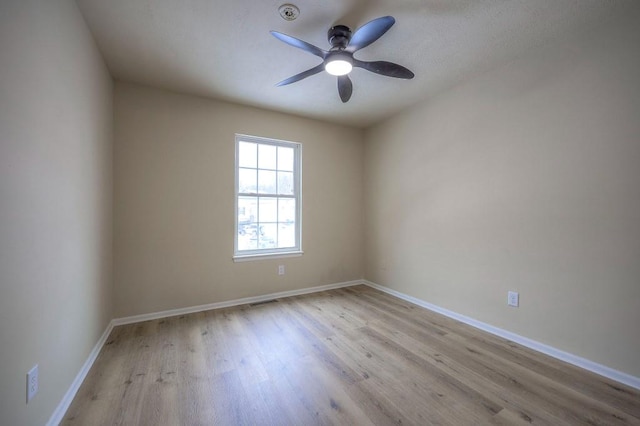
(272, 15), (414, 102)
(324, 53), (353, 76)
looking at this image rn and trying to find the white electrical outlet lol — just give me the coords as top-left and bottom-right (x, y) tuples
(278, 265), (285, 275)
(507, 291), (519, 307)
(27, 364), (38, 403)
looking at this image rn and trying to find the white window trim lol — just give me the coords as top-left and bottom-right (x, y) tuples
(233, 251), (304, 263)
(233, 134), (302, 261)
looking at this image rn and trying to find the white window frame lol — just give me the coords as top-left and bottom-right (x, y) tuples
(233, 134), (303, 261)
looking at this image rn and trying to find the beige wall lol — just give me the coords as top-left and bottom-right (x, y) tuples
(1, 2), (638, 423)
(364, 7), (640, 378)
(114, 82), (364, 317)
(0, 0), (113, 424)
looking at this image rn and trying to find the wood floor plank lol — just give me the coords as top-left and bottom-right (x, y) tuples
(344, 286), (640, 424)
(354, 286), (640, 418)
(62, 285), (640, 425)
(367, 316), (566, 425)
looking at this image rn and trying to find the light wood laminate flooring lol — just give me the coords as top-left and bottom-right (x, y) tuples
(62, 285), (640, 425)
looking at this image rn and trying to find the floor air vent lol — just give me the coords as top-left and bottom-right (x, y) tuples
(249, 299), (279, 307)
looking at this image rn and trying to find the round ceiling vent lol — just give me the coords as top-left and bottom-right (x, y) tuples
(279, 4), (300, 21)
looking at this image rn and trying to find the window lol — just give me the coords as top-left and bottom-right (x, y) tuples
(234, 134), (302, 260)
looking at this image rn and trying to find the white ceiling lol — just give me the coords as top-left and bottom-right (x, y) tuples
(76, 0), (629, 128)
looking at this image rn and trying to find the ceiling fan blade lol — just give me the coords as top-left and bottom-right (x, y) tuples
(346, 16), (395, 53)
(337, 75), (353, 103)
(270, 31), (327, 59)
(353, 59), (415, 79)
(275, 64), (325, 86)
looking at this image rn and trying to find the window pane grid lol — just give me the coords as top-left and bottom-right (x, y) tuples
(237, 196), (296, 249)
(235, 135), (300, 256)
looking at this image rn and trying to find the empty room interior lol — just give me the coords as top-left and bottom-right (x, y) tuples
(1, 0), (640, 425)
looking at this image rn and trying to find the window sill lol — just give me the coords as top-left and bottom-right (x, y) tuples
(233, 251), (304, 262)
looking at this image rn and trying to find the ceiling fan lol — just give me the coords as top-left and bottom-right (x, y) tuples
(271, 16), (414, 103)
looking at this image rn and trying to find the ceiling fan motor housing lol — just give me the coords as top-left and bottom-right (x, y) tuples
(328, 25), (351, 49)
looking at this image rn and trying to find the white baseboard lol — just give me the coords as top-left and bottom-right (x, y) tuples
(113, 279), (362, 326)
(48, 277), (639, 425)
(363, 280), (640, 390)
(47, 320), (115, 426)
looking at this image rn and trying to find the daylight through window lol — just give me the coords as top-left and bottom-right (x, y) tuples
(234, 134), (302, 259)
